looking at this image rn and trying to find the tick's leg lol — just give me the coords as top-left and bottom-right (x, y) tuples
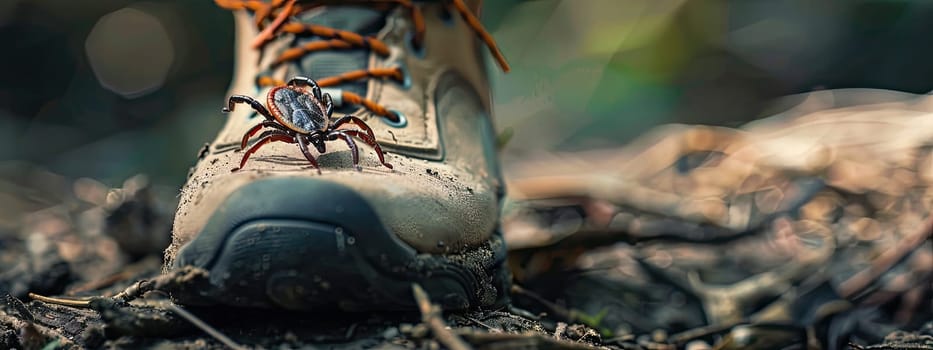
(323, 93), (334, 117)
(240, 121), (289, 150)
(296, 134), (322, 174)
(331, 115), (377, 142)
(338, 129), (392, 169)
(235, 131), (294, 171)
(327, 131), (361, 171)
(224, 95), (275, 121)
(287, 76), (322, 100)
(307, 131), (327, 154)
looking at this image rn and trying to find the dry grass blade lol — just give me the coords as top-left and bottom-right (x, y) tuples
(27, 293), (93, 308)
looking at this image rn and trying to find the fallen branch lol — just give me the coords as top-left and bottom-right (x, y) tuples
(411, 283), (472, 350)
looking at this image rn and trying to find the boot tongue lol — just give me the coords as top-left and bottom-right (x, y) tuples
(292, 7), (386, 109)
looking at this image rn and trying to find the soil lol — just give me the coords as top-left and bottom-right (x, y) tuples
(1, 164), (931, 349)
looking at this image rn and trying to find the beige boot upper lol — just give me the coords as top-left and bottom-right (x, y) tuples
(167, 1), (504, 265)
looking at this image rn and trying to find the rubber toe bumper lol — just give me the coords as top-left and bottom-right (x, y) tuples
(172, 177), (509, 311)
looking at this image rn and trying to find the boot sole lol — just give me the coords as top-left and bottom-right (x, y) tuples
(172, 177), (510, 311)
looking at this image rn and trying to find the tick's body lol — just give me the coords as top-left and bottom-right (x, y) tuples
(268, 86), (330, 133)
(223, 76), (392, 173)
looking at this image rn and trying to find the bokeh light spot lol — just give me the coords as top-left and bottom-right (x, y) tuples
(85, 7), (174, 98)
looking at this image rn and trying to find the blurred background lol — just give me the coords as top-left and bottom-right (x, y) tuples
(1, 0), (931, 189)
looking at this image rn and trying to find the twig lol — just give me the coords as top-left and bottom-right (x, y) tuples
(29, 278), (155, 308)
(112, 279), (156, 302)
(510, 284), (575, 321)
(29, 267), (210, 309)
(631, 217), (835, 326)
(345, 323), (358, 340)
(455, 330), (604, 350)
(507, 305), (541, 321)
(668, 322), (741, 346)
(166, 303), (247, 350)
(411, 283), (472, 350)
(464, 315), (502, 333)
(838, 214), (933, 299)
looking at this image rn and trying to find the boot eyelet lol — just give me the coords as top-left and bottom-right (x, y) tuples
(395, 62), (412, 90)
(438, 7), (454, 26)
(405, 32), (426, 58)
(382, 109), (408, 128)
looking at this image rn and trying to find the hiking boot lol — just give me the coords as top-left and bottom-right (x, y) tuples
(163, 0), (512, 311)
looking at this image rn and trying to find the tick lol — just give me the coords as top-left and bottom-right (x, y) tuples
(224, 76), (393, 173)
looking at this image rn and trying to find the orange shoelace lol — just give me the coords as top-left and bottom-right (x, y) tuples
(214, 0), (510, 122)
